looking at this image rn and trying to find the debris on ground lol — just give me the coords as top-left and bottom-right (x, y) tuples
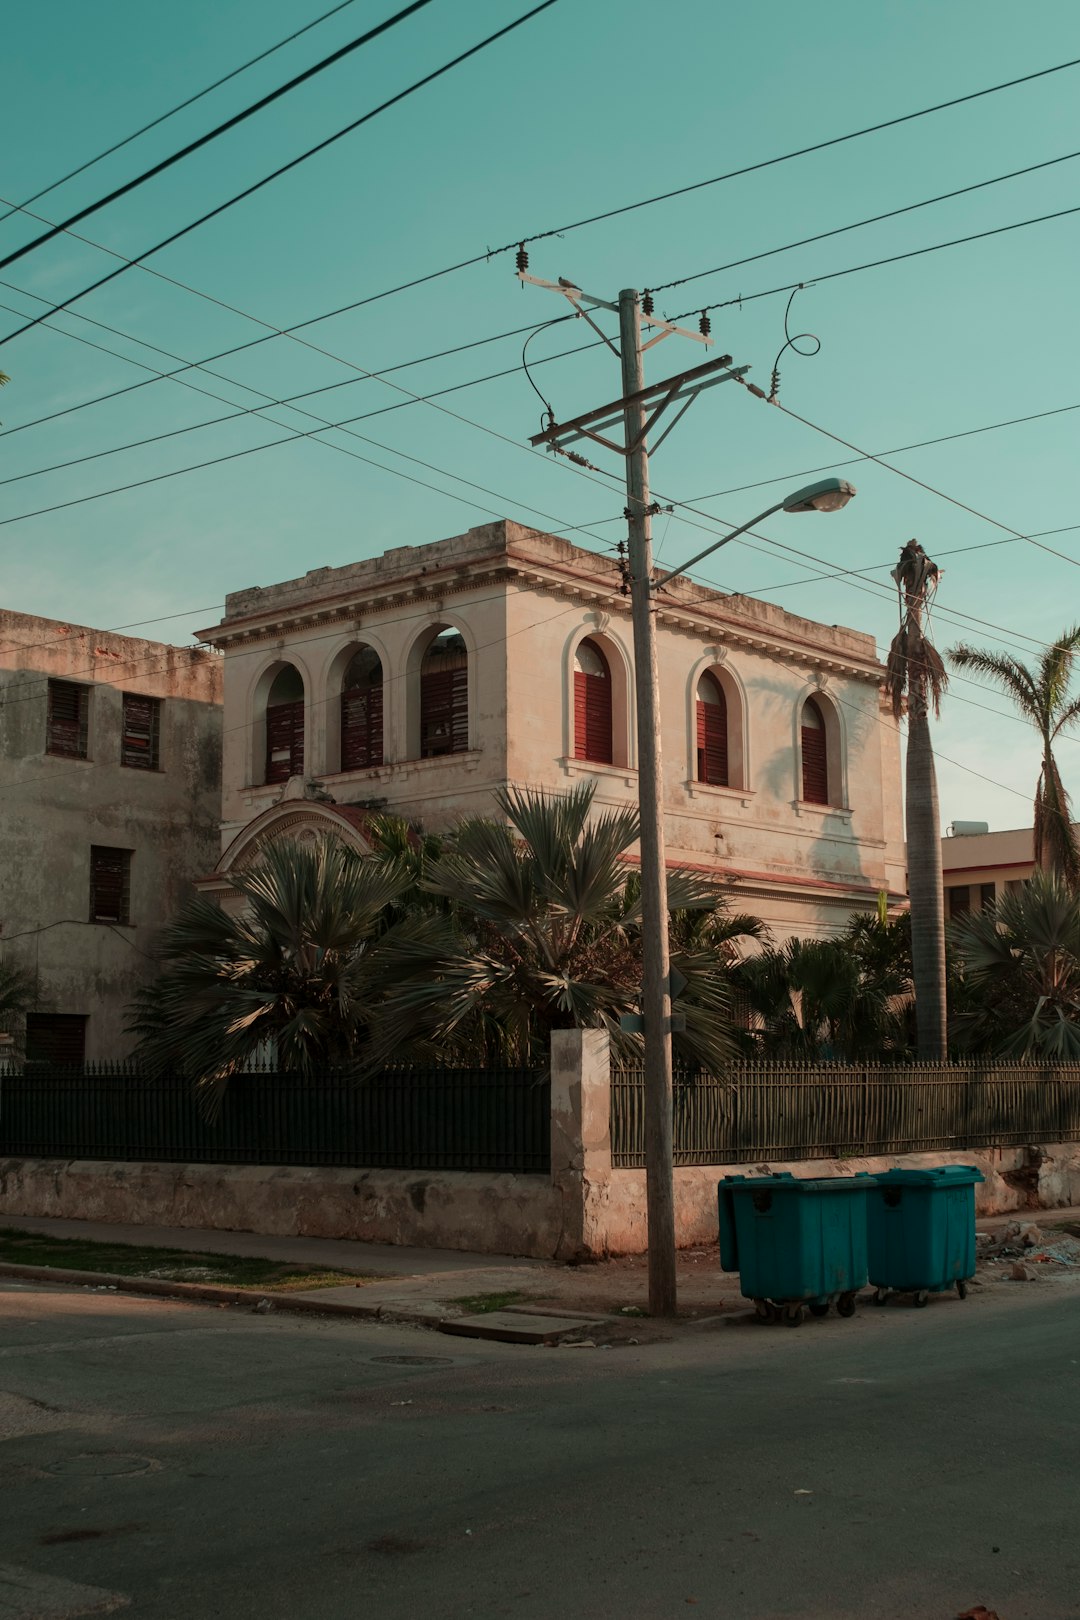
(978, 1219), (1080, 1286)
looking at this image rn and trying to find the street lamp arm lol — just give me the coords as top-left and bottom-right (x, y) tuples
(655, 500), (787, 590)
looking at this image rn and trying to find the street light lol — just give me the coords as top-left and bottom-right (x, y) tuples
(657, 477), (857, 588)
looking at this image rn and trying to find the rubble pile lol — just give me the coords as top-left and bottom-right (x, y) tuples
(977, 1220), (1080, 1282)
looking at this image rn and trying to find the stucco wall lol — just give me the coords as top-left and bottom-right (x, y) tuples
(0, 613), (223, 1059)
(199, 521), (905, 942)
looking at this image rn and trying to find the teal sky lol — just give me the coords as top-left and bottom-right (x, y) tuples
(4, 0), (1080, 829)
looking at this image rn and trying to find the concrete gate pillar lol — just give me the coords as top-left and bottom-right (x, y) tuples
(549, 1028), (612, 1260)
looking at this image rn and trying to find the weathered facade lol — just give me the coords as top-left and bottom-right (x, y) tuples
(0, 611), (222, 1060)
(195, 521), (905, 936)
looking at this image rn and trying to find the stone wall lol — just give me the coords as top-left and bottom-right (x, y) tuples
(4, 1033), (1080, 1257)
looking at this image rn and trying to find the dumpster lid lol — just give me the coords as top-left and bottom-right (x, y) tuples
(873, 1164), (984, 1187)
(721, 1171), (874, 1195)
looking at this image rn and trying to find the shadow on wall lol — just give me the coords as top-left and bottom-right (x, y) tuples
(747, 672), (871, 892)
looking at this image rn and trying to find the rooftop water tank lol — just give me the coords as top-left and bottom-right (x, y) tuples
(947, 821), (990, 837)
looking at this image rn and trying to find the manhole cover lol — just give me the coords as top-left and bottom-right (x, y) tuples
(370, 1355), (453, 1367)
(45, 1452), (160, 1478)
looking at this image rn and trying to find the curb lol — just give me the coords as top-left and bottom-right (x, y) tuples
(0, 1261), (450, 1326)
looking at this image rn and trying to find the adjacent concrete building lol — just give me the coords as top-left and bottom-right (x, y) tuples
(195, 521), (905, 938)
(0, 611), (222, 1061)
(940, 822), (1068, 917)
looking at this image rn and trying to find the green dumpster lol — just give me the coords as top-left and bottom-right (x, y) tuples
(866, 1164), (984, 1306)
(718, 1172), (873, 1327)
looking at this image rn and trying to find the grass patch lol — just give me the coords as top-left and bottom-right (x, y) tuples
(0, 1227), (372, 1293)
(451, 1289), (527, 1314)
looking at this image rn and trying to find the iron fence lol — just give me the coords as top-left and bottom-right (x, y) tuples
(0, 1063), (550, 1174)
(610, 1061), (1080, 1167)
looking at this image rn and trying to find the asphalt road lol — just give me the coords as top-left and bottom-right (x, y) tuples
(2, 1276), (1078, 1620)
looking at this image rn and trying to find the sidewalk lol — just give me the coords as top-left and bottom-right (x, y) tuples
(4, 1207), (1080, 1334)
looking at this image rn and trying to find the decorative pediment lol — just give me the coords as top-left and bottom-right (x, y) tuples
(213, 801), (376, 880)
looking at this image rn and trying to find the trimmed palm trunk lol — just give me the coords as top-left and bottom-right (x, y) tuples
(905, 694), (947, 1058)
(886, 540), (948, 1061)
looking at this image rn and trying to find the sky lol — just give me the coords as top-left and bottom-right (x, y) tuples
(3, 0), (1080, 830)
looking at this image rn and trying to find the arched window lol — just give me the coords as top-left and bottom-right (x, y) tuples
(801, 697), (829, 804)
(574, 638), (613, 764)
(265, 665), (304, 784)
(696, 672), (728, 786)
(340, 647), (383, 771)
(420, 629), (468, 758)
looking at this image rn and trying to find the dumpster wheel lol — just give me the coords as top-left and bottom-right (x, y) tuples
(808, 1302), (830, 1318)
(956, 1280), (968, 1300)
(873, 1287), (890, 1306)
(913, 1289), (930, 1308)
(754, 1299), (778, 1324)
(836, 1292), (857, 1318)
(782, 1302), (804, 1328)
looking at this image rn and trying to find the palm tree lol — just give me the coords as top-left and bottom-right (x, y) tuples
(949, 869), (1080, 1057)
(0, 959), (38, 1055)
(948, 627), (1080, 889)
(369, 782), (758, 1072)
(885, 539), (948, 1059)
(734, 930), (910, 1061)
(129, 835), (442, 1112)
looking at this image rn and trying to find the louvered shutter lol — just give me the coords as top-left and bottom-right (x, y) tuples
(47, 680), (88, 758)
(25, 1014), (87, 1067)
(801, 717), (829, 804)
(420, 662), (468, 758)
(573, 671), (612, 764)
(121, 693), (159, 769)
(341, 681), (384, 770)
(696, 686), (728, 786)
(266, 699), (304, 783)
(90, 847), (130, 923)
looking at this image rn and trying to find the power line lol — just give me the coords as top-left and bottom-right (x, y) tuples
(0, 1), (560, 348)
(508, 55), (1080, 256)
(764, 392), (1080, 569)
(650, 148), (1080, 296)
(673, 201), (1080, 329)
(0, 0), (364, 228)
(0, 0), (435, 272)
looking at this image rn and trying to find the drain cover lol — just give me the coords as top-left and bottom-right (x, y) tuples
(370, 1354), (453, 1367)
(45, 1453), (160, 1478)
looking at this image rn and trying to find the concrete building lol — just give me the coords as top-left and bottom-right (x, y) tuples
(940, 822), (1068, 917)
(195, 521), (905, 939)
(0, 611), (222, 1061)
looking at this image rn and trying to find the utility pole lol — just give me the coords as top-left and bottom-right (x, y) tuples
(618, 288), (676, 1314)
(519, 266), (748, 1316)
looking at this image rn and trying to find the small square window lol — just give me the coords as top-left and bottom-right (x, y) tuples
(25, 1013), (87, 1067)
(980, 882), (996, 910)
(121, 692), (161, 770)
(90, 846), (132, 925)
(46, 679), (89, 758)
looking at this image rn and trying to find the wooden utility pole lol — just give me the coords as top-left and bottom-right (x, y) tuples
(520, 266), (747, 1316)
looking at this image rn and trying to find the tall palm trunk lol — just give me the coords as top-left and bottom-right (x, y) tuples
(905, 697), (947, 1057)
(886, 540), (948, 1061)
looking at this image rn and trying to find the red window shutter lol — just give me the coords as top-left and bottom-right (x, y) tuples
(573, 671), (612, 764)
(696, 689), (728, 786)
(266, 699), (304, 783)
(341, 681), (384, 771)
(421, 664), (468, 758)
(121, 693), (160, 770)
(801, 722), (829, 804)
(47, 680), (88, 758)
